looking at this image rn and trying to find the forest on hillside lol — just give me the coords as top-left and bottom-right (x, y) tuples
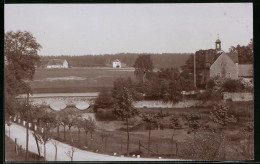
(39, 53), (192, 69)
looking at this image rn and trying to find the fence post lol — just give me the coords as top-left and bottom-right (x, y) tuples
(176, 142), (178, 156)
(139, 140), (141, 155)
(15, 138), (17, 154)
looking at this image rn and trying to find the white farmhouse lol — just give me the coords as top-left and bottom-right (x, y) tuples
(47, 59), (68, 68)
(112, 59), (121, 68)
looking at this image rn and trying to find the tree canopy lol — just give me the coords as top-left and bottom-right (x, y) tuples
(5, 31), (41, 115)
(133, 55), (154, 83)
(229, 39), (253, 64)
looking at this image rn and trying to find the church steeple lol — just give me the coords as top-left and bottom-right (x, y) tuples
(215, 34), (221, 51)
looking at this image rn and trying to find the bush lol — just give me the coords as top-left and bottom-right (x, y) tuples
(206, 79), (215, 89)
(222, 79), (244, 92)
(196, 89), (222, 102)
(95, 108), (117, 121)
(93, 91), (113, 113)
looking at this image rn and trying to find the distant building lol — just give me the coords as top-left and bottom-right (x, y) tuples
(198, 38), (253, 85)
(47, 59), (68, 68)
(112, 59), (121, 68)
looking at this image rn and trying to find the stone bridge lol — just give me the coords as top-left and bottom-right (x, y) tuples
(16, 92), (202, 109)
(16, 93), (99, 107)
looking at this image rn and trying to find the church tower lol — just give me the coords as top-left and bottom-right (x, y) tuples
(215, 35), (221, 51)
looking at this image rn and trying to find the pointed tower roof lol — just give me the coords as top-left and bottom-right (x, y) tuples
(215, 38), (221, 43)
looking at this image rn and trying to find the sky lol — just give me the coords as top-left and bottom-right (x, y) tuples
(5, 3), (253, 56)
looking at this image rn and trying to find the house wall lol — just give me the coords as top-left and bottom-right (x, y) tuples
(63, 60), (69, 68)
(210, 53), (238, 79)
(113, 61), (121, 68)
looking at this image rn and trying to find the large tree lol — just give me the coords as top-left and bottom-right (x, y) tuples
(113, 86), (138, 156)
(4, 31), (41, 115)
(229, 39), (253, 64)
(133, 55), (154, 83)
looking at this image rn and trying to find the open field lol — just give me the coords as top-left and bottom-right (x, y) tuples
(31, 68), (135, 93)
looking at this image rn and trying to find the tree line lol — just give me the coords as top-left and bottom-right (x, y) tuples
(38, 53), (192, 69)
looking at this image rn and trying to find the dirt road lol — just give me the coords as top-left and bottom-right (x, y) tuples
(5, 123), (183, 161)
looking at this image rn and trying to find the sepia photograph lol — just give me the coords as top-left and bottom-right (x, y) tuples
(4, 3), (254, 162)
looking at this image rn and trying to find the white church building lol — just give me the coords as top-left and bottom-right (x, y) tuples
(112, 59), (121, 68)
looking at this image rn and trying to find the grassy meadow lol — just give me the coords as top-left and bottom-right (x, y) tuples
(31, 68), (135, 93)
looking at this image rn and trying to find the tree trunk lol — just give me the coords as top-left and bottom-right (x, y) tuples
(44, 143), (46, 160)
(85, 131), (88, 146)
(55, 145), (57, 161)
(171, 129), (174, 155)
(63, 126), (66, 141)
(69, 126), (71, 142)
(33, 133), (41, 158)
(78, 128), (80, 144)
(176, 142), (178, 156)
(90, 131), (93, 149)
(71, 150), (74, 161)
(148, 122), (151, 156)
(9, 126), (11, 137)
(57, 124), (60, 138)
(121, 139), (123, 153)
(248, 135), (251, 156)
(105, 136), (107, 152)
(126, 116), (130, 157)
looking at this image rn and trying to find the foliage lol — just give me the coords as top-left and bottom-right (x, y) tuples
(140, 113), (158, 126)
(134, 55), (154, 83)
(5, 31), (41, 94)
(112, 77), (141, 101)
(180, 131), (224, 160)
(93, 91), (113, 112)
(83, 117), (96, 134)
(222, 79), (245, 92)
(112, 86), (138, 156)
(5, 31), (41, 116)
(209, 102), (237, 126)
(229, 39), (253, 64)
(196, 89), (222, 102)
(113, 87), (138, 120)
(182, 49), (217, 86)
(183, 114), (201, 135)
(169, 114), (181, 129)
(206, 79), (216, 89)
(95, 108), (117, 121)
(141, 68), (185, 103)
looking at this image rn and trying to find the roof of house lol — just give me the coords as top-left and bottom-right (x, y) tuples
(47, 59), (66, 65)
(226, 52), (239, 63)
(205, 51), (221, 64)
(238, 64), (253, 77)
(113, 59), (121, 63)
(206, 52), (238, 65)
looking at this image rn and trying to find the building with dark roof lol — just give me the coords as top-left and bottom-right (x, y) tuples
(198, 38), (253, 85)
